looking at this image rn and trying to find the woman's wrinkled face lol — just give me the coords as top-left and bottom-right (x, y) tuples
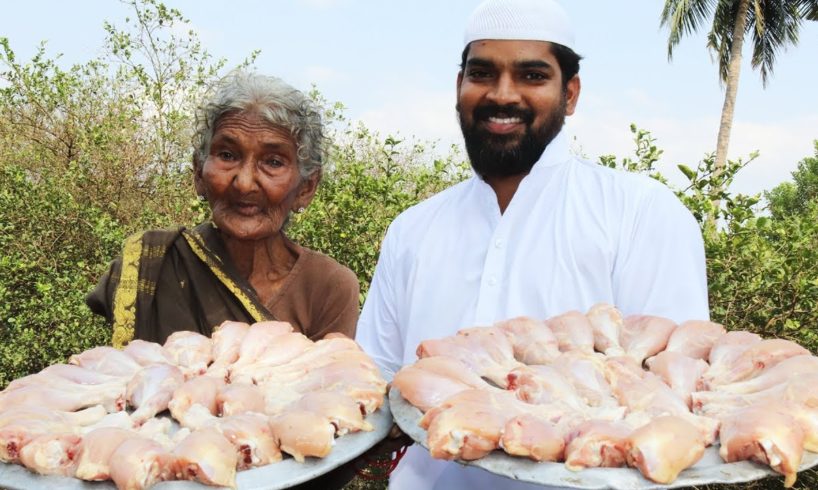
(196, 112), (317, 242)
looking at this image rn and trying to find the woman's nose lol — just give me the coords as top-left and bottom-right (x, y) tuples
(232, 159), (259, 192)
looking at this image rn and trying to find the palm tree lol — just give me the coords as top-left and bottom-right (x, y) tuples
(661, 0), (818, 226)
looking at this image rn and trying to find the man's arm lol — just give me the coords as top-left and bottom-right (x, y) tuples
(355, 224), (405, 381)
(612, 183), (709, 323)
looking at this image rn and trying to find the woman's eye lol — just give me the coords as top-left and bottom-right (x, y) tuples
(217, 150), (235, 160)
(262, 158), (284, 168)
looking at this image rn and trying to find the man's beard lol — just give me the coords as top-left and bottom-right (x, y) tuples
(459, 94), (567, 179)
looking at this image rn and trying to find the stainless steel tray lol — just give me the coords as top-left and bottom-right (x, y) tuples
(390, 387), (818, 490)
(0, 396), (392, 490)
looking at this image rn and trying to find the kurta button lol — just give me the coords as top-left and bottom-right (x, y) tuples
(494, 239), (503, 249)
(488, 276), (497, 286)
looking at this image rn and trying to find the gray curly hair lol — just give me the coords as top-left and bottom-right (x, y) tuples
(193, 71), (326, 178)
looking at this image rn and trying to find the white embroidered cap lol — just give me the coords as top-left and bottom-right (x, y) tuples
(463, 0), (575, 51)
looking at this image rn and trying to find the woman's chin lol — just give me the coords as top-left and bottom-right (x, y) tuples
(214, 216), (281, 242)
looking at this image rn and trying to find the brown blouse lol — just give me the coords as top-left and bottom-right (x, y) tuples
(86, 223), (360, 345)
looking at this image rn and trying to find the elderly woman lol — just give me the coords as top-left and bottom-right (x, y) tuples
(87, 71), (359, 347)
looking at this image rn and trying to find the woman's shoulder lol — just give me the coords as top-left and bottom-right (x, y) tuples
(297, 246), (359, 287)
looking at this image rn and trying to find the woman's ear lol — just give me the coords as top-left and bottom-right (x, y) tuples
(293, 170), (321, 211)
(193, 152), (206, 197)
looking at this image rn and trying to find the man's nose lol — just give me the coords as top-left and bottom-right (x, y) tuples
(486, 73), (522, 105)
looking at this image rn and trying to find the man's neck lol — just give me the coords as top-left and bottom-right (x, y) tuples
(484, 172), (528, 214)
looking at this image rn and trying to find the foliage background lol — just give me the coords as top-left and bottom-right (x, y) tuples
(1, 2), (817, 489)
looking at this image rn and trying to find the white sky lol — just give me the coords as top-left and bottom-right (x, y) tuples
(2, 0), (817, 195)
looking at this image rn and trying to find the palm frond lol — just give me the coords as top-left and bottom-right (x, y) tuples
(661, 0), (718, 59)
(750, 1), (804, 86)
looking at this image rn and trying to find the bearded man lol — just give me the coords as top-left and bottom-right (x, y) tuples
(356, 1), (709, 488)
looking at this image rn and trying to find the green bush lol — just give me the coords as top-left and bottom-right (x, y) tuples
(0, 165), (121, 387)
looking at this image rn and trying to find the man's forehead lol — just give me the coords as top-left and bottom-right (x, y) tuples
(465, 39), (556, 65)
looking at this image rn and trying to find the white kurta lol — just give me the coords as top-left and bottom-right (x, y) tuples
(356, 131), (709, 490)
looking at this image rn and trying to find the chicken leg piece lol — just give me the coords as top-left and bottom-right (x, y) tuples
(701, 330), (763, 389)
(626, 415), (706, 484)
(704, 338), (810, 388)
(494, 316), (560, 364)
(163, 330), (213, 378)
(720, 404), (804, 488)
(168, 376), (224, 429)
(564, 420), (632, 471)
(417, 326), (522, 388)
(69, 346), (143, 378)
(501, 414), (565, 462)
(291, 391), (373, 435)
(392, 356), (494, 413)
(17, 432), (82, 476)
(127, 363), (185, 425)
(74, 427), (135, 481)
(217, 383), (266, 417)
(545, 310), (595, 354)
(710, 354), (818, 394)
(664, 320), (726, 360)
(205, 320), (250, 380)
(171, 427), (238, 488)
(645, 351), (709, 408)
(586, 303), (625, 356)
(123, 339), (174, 366)
(209, 413), (282, 469)
(620, 315), (676, 365)
(109, 437), (172, 490)
(269, 411), (336, 462)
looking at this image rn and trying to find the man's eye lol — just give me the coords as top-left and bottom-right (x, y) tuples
(524, 72), (547, 81)
(467, 70), (491, 79)
(217, 150), (235, 160)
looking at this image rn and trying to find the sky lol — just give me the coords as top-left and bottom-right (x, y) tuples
(2, 0), (817, 196)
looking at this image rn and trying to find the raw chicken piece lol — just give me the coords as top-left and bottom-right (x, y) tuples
(586, 303), (625, 356)
(418, 326), (522, 387)
(645, 351), (709, 408)
(564, 420), (632, 471)
(507, 364), (588, 409)
(127, 363), (185, 425)
(109, 437), (172, 490)
(704, 338), (810, 388)
(421, 389), (522, 461)
(247, 344), (374, 386)
(291, 391), (373, 435)
(269, 411), (336, 462)
(163, 330), (213, 378)
(392, 356), (494, 412)
(554, 351), (618, 408)
(5, 364), (122, 391)
(209, 413), (282, 469)
(17, 432), (82, 476)
(719, 404), (804, 488)
(709, 354), (818, 394)
(620, 315), (676, 365)
(494, 316), (560, 364)
(74, 427), (135, 481)
(68, 346), (143, 377)
(228, 321), (296, 373)
(665, 320), (726, 360)
(626, 415), (706, 484)
(78, 411), (134, 433)
(545, 310), (595, 353)
(205, 320), (250, 380)
(229, 331), (315, 384)
(123, 339), (174, 366)
(217, 383), (266, 416)
(702, 330), (763, 388)
(261, 355), (387, 415)
(168, 376), (224, 429)
(0, 382), (125, 413)
(501, 414), (564, 462)
(0, 406), (106, 462)
(171, 427), (238, 488)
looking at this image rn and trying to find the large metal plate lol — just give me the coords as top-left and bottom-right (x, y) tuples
(0, 396), (392, 490)
(390, 387), (818, 490)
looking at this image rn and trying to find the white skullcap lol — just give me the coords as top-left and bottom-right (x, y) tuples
(463, 0), (575, 51)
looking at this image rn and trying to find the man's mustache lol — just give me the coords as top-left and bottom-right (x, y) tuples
(472, 104), (534, 124)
